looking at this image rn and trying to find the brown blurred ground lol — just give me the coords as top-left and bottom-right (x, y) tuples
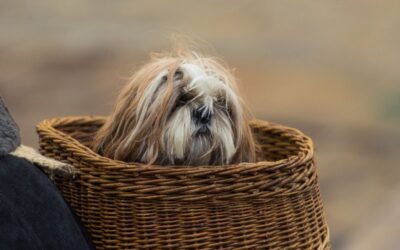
(1, 1), (400, 249)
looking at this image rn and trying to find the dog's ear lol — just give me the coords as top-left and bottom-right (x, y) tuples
(92, 81), (140, 161)
(92, 87), (153, 162)
(92, 58), (181, 164)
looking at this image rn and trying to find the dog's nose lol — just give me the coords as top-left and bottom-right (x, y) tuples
(194, 106), (212, 124)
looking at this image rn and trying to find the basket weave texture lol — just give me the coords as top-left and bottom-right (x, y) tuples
(36, 116), (330, 250)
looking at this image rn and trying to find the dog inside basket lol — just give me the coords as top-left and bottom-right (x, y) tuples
(37, 116), (329, 250)
(55, 118), (306, 165)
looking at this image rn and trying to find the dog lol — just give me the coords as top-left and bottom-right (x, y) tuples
(93, 50), (256, 166)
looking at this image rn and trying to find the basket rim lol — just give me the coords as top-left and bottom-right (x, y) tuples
(36, 116), (317, 200)
(36, 116), (314, 171)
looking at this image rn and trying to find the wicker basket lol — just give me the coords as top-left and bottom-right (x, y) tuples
(36, 116), (330, 250)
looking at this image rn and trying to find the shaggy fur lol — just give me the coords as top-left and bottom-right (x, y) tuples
(93, 50), (256, 166)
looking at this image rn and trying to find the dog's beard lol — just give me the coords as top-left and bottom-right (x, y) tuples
(93, 55), (256, 166)
(161, 106), (235, 165)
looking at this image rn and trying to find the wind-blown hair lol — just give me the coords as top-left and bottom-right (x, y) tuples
(93, 50), (256, 166)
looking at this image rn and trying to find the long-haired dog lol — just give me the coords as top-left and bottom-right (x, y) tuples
(93, 50), (256, 166)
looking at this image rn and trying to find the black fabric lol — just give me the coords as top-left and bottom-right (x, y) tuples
(0, 155), (94, 250)
(0, 98), (94, 250)
(0, 97), (20, 157)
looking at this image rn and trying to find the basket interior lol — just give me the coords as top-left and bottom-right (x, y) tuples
(55, 120), (305, 164)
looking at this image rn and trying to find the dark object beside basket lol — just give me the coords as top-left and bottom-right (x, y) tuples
(36, 116), (330, 250)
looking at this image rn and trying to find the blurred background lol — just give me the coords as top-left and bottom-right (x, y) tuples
(1, 1), (399, 249)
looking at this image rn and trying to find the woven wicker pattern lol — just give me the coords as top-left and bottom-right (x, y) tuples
(36, 116), (330, 250)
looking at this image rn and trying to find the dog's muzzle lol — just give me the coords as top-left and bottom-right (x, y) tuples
(193, 106), (212, 125)
(193, 106), (212, 135)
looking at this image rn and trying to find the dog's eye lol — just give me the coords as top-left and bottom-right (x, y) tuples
(161, 70), (182, 84)
(216, 95), (226, 106)
(221, 105), (234, 118)
(161, 75), (168, 83)
(174, 70), (183, 81)
(177, 93), (193, 107)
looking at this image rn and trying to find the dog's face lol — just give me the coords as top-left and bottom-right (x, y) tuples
(158, 63), (246, 165)
(93, 53), (256, 165)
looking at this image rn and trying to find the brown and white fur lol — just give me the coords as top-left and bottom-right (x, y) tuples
(93, 50), (256, 166)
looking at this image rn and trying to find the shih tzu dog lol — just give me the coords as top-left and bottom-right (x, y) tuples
(93, 50), (256, 166)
